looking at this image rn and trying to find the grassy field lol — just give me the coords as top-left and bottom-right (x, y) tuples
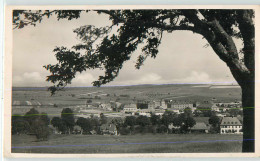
(12, 84), (242, 106)
(12, 134), (242, 153)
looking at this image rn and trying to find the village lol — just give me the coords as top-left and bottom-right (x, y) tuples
(11, 85), (244, 143)
(51, 91), (243, 136)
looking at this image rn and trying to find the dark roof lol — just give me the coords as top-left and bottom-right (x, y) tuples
(191, 122), (209, 130)
(197, 103), (214, 108)
(220, 117), (242, 126)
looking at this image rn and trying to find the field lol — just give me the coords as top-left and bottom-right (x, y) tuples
(12, 84), (242, 117)
(12, 134), (242, 153)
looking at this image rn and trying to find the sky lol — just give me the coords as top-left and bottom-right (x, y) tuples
(13, 11), (238, 87)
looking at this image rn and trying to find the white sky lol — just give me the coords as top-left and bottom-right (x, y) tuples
(13, 11), (238, 87)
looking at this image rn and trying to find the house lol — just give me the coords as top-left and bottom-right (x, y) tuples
(196, 101), (219, 112)
(191, 122), (210, 133)
(220, 117), (243, 134)
(100, 124), (118, 135)
(148, 99), (167, 110)
(136, 109), (151, 117)
(123, 104), (138, 113)
(168, 101), (194, 111)
(194, 117), (209, 125)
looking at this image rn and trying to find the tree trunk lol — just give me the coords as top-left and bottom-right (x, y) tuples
(241, 81), (255, 152)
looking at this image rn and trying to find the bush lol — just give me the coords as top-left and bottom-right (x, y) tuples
(12, 115), (30, 135)
(31, 119), (50, 141)
(119, 127), (131, 135)
(157, 125), (168, 133)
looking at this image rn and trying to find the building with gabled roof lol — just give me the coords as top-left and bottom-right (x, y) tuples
(191, 122), (210, 133)
(220, 117), (242, 134)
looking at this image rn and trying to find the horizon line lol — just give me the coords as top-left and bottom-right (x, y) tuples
(12, 81), (240, 88)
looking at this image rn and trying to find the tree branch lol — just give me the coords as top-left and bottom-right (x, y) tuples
(152, 23), (196, 33)
(207, 19), (239, 60)
(94, 10), (126, 23)
(236, 10), (255, 71)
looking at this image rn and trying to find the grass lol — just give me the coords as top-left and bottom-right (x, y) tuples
(11, 134), (242, 153)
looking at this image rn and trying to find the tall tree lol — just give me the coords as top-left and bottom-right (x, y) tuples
(150, 114), (161, 125)
(161, 111), (175, 128)
(51, 117), (67, 133)
(24, 108), (40, 127)
(12, 115), (30, 135)
(13, 9), (255, 152)
(136, 115), (150, 127)
(61, 108), (75, 134)
(76, 117), (93, 134)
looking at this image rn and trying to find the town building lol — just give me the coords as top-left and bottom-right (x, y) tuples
(196, 101), (219, 112)
(167, 101), (194, 113)
(220, 117), (243, 134)
(191, 122), (210, 133)
(123, 104), (138, 113)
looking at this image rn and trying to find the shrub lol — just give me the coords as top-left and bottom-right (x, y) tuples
(31, 119), (50, 141)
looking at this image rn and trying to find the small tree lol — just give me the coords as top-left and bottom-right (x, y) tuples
(209, 115), (221, 133)
(150, 114), (161, 125)
(124, 116), (136, 134)
(40, 112), (50, 126)
(136, 115), (150, 127)
(178, 111), (196, 133)
(31, 118), (50, 141)
(76, 117), (93, 134)
(12, 115), (30, 135)
(51, 117), (67, 133)
(61, 108), (75, 134)
(24, 108), (40, 126)
(161, 111), (175, 127)
(124, 116), (136, 127)
(111, 118), (124, 131)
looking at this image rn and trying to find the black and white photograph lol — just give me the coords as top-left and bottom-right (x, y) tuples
(4, 6), (260, 156)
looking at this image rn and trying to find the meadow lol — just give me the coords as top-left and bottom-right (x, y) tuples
(12, 133), (242, 153)
(12, 84), (242, 118)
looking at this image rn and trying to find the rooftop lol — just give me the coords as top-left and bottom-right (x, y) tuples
(220, 117), (242, 126)
(191, 122), (209, 130)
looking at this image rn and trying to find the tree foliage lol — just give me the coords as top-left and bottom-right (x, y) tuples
(124, 116), (136, 127)
(12, 115), (30, 135)
(136, 115), (150, 127)
(161, 111), (176, 127)
(76, 117), (93, 134)
(61, 108), (75, 134)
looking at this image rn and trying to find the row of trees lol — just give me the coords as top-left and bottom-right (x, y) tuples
(121, 108), (196, 134)
(12, 107), (222, 139)
(51, 109), (108, 134)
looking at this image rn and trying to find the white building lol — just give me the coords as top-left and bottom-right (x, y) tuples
(220, 117), (243, 134)
(123, 104), (138, 113)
